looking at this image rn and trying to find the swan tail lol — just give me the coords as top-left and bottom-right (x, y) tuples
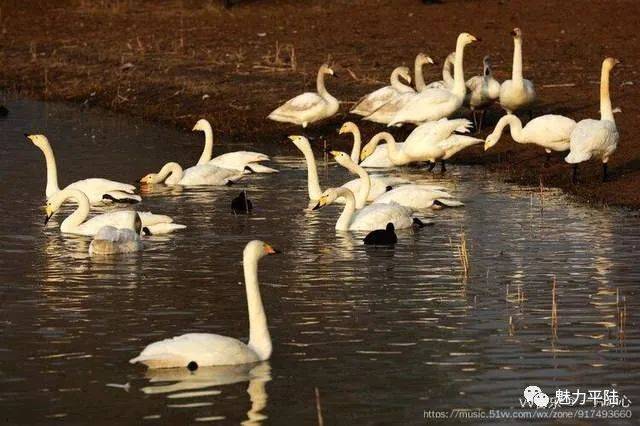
(102, 191), (142, 204)
(245, 164), (279, 174)
(564, 150), (592, 164)
(412, 218), (433, 228)
(143, 223), (186, 235)
(434, 199), (464, 208)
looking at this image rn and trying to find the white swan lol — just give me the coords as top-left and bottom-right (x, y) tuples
(130, 240), (280, 368)
(389, 33), (479, 126)
(350, 67), (413, 116)
(268, 64), (339, 128)
(312, 187), (424, 231)
(89, 226), (143, 256)
(330, 150), (462, 210)
(26, 134), (141, 205)
(362, 119), (481, 170)
(363, 57), (435, 125)
(140, 162), (245, 186)
(424, 52), (455, 90)
(288, 135), (408, 204)
(499, 28), (536, 114)
(465, 55), (501, 130)
(192, 119), (277, 173)
(339, 122), (405, 168)
(485, 114), (576, 155)
(565, 57), (620, 182)
(44, 189), (185, 236)
(414, 53), (438, 92)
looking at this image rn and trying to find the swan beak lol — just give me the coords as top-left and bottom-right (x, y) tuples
(484, 142), (490, 151)
(472, 35), (481, 42)
(44, 206), (54, 225)
(328, 150), (340, 158)
(24, 133), (34, 142)
(264, 244), (281, 255)
(427, 57), (435, 65)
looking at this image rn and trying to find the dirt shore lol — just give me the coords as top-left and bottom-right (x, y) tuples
(2, 0), (639, 207)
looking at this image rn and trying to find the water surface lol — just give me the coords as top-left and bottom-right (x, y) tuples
(0, 100), (638, 424)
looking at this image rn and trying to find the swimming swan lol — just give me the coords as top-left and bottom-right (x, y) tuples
(565, 57), (620, 183)
(26, 134), (140, 205)
(139, 162), (245, 186)
(311, 187), (426, 231)
(351, 67), (413, 116)
(268, 64), (339, 128)
(89, 226), (143, 256)
(192, 119), (277, 173)
(288, 135), (408, 204)
(130, 240), (280, 368)
(485, 114), (576, 154)
(338, 122), (406, 168)
(499, 28), (536, 114)
(389, 33), (479, 125)
(44, 189), (185, 236)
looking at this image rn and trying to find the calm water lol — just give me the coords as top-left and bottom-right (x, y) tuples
(0, 99), (638, 425)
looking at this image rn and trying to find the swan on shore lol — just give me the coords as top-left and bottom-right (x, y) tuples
(26, 134), (141, 205)
(351, 67), (413, 116)
(424, 52), (455, 90)
(565, 57), (620, 183)
(389, 33), (479, 126)
(130, 240), (280, 368)
(339, 122), (405, 168)
(499, 28), (536, 114)
(288, 135), (408, 205)
(311, 187), (427, 231)
(465, 55), (501, 130)
(484, 114), (576, 155)
(268, 64), (339, 128)
(192, 119), (277, 173)
(89, 226), (143, 256)
(139, 162), (245, 186)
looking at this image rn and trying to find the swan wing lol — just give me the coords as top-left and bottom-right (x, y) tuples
(137, 211), (173, 226)
(360, 142), (407, 168)
(66, 178), (137, 204)
(130, 333), (259, 369)
(363, 92), (414, 124)
(390, 88), (456, 124)
(145, 223), (187, 235)
(566, 119), (618, 163)
(89, 226), (142, 255)
(437, 135), (483, 159)
(181, 164), (244, 185)
(373, 185), (456, 210)
(268, 92), (326, 124)
(351, 86), (399, 116)
(350, 203), (413, 231)
(523, 115), (576, 145)
(78, 210), (138, 236)
(209, 151), (270, 171)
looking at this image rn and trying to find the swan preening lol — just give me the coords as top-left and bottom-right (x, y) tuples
(45, 189), (185, 236)
(339, 122), (404, 168)
(485, 114), (576, 155)
(499, 28), (536, 114)
(565, 57), (620, 182)
(389, 33), (480, 126)
(268, 64), (339, 128)
(351, 66), (413, 116)
(192, 119), (277, 173)
(26, 134), (141, 205)
(130, 240), (280, 368)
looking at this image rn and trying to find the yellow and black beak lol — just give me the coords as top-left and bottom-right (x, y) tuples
(329, 150), (340, 158)
(312, 196), (327, 211)
(44, 205), (54, 225)
(264, 243), (282, 255)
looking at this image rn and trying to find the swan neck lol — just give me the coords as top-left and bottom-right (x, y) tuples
(197, 123), (214, 165)
(300, 143), (323, 200)
(349, 128), (362, 163)
(414, 60), (426, 92)
(380, 133), (409, 165)
(244, 252), (271, 361)
(156, 162), (183, 184)
(352, 163), (370, 209)
(501, 115), (523, 141)
(452, 41), (467, 97)
(443, 54), (454, 87)
(335, 188), (356, 231)
(512, 37), (524, 85)
(60, 189), (90, 231)
(600, 64), (614, 122)
(317, 70), (329, 98)
(39, 140), (60, 197)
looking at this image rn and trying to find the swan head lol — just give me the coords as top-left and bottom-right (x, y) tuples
(139, 173), (158, 184)
(416, 53), (435, 66)
(44, 190), (85, 224)
(484, 134), (499, 151)
(603, 57), (621, 71)
(319, 64), (335, 77)
(244, 240), (281, 261)
(458, 32), (480, 46)
(311, 188), (341, 210)
(192, 118), (212, 132)
(338, 122), (358, 135)
(329, 150), (356, 170)
(287, 135), (310, 151)
(510, 28), (522, 39)
(360, 132), (393, 161)
(398, 66), (412, 84)
(24, 134), (50, 148)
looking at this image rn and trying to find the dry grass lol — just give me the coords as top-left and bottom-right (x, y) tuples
(315, 387), (324, 426)
(457, 232), (470, 278)
(551, 275), (558, 339)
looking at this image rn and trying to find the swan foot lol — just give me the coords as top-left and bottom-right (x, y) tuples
(440, 160), (446, 174)
(427, 162), (436, 172)
(602, 163), (608, 182)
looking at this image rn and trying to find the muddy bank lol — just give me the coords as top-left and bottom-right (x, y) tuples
(1, 0), (639, 207)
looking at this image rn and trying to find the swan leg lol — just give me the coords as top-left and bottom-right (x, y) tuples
(479, 110), (486, 132)
(440, 160), (446, 174)
(427, 161), (436, 172)
(602, 163), (608, 182)
(544, 151), (551, 168)
(572, 164), (578, 184)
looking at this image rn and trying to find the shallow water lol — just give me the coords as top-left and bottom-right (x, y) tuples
(0, 99), (638, 424)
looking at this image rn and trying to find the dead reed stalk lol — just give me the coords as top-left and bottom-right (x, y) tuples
(551, 275), (558, 338)
(457, 232), (470, 278)
(315, 387), (324, 426)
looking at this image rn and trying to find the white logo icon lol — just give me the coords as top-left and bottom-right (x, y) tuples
(524, 385), (549, 408)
